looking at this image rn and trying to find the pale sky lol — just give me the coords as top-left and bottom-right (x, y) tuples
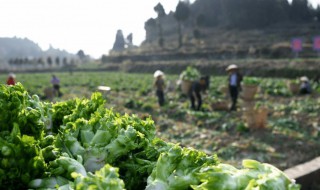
(0, 0), (318, 58)
(0, 0), (195, 58)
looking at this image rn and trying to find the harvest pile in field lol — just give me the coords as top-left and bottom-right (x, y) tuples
(0, 83), (300, 189)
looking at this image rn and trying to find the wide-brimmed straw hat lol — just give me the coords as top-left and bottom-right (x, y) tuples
(226, 64), (238, 71)
(153, 70), (164, 78)
(300, 76), (309, 82)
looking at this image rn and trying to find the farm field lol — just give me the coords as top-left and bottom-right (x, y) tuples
(2, 71), (320, 171)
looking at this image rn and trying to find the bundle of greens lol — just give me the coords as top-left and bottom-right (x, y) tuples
(0, 84), (57, 189)
(243, 77), (261, 86)
(146, 144), (219, 190)
(0, 83), (51, 139)
(41, 92), (157, 189)
(180, 66), (201, 81)
(192, 159), (300, 190)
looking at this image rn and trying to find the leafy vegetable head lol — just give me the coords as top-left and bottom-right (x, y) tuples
(243, 77), (260, 86)
(180, 66), (201, 81)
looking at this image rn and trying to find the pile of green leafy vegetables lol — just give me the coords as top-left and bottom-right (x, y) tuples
(243, 77), (261, 86)
(0, 83), (300, 190)
(180, 66), (201, 81)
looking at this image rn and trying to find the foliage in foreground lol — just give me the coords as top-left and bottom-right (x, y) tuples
(0, 83), (299, 190)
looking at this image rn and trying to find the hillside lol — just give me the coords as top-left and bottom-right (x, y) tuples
(0, 37), (76, 68)
(0, 37), (43, 59)
(98, 22), (320, 82)
(108, 22), (319, 58)
(106, 0), (320, 62)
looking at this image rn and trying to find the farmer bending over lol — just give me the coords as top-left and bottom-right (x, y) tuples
(299, 76), (312, 95)
(189, 76), (209, 111)
(51, 75), (62, 97)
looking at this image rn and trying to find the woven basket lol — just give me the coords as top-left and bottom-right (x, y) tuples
(287, 82), (300, 95)
(211, 101), (229, 111)
(242, 100), (256, 110)
(44, 87), (54, 100)
(219, 86), (229, 98)
(241, 84), (258, 101)
(181, 80), (192, 95)
(243, 107), (268, 129)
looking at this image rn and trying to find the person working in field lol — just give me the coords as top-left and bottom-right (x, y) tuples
(6, 73), (16, 85)
(226, 64), (243, 111)
(51, 74), (62, 97)
(189, 76), (209, 111)
(299, 76), (312, 95)
(153, 70), (166, 106)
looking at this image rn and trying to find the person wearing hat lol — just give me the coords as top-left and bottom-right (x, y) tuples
(153, 70), (166, 106)
(299, 76), (312, 95)
(51, 74), (62, 97)
(6, 73), (16, 85)
(189, 76), (209, 111)
(226, 64), (243, 111)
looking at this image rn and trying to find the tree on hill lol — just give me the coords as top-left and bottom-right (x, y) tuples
(290, 0), (313, 21)
(143, 0), (318, 45)
(174, 1), (190, 48)
(47, 56), (52, 66)
(278, 0), (291, 20)
(316, 5), (320, 22)
(55, 56), (60, 66)
(193, 14), (205, 39)
(191, 0), (221, 27)
(77, 50), (86, 60)
(154, 3), (166, 48)
(220, 0), (284, 28)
